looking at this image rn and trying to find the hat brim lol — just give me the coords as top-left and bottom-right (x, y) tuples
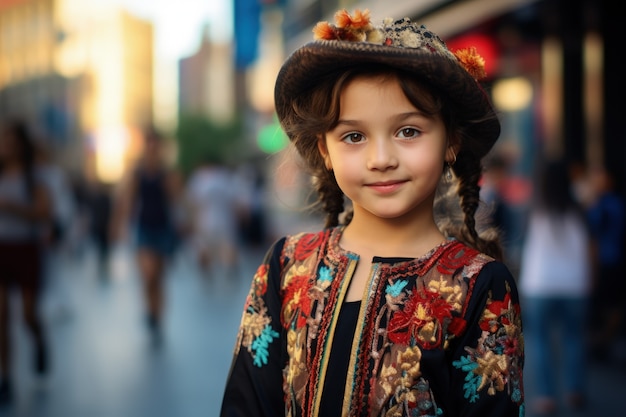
(274, 40), (500, 157)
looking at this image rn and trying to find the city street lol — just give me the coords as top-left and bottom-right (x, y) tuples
(0, 241), (258, 417)
(0, 240), (623, 417)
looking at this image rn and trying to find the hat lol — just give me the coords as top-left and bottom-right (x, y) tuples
(274, 9), (500, 158)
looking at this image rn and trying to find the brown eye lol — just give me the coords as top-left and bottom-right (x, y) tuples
(342, 132), (365, 144)
(397, 128), (419, 139)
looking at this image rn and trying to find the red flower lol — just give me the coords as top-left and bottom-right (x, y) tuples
(501, 335), (519, 356)
(447, 317), (467, 337)
(252, 264), (268, 297)
(436, 243), (478, 275)
(479, 293), (513, 332)
(488, 293), (512, 317)
(294, 233), (323, 261)
(388, 288), (453, 347)
(283, 274), (313, 328)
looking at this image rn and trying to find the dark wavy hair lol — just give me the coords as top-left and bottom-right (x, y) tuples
(281, 67), (503, 260)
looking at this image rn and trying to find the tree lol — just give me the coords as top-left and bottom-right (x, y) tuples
(175, 114), (246, 175)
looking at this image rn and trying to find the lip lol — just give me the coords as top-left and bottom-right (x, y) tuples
(365, 180), (406, 194)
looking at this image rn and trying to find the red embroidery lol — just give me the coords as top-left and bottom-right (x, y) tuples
(294, 232), (324, 261)
(283, 274), (313, 329)
(387, 288), (454, 348)
(448, 317), (467, 337)
(253, 264), (268, 297)
(437, 243), (479, 275)
(480, 292), (519, 332)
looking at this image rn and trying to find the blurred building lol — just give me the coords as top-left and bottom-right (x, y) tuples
(178, 26), (236, 123)
(0, 0), (155, 183)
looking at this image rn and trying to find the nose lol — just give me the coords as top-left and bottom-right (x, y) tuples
(366, 138), (398, 171)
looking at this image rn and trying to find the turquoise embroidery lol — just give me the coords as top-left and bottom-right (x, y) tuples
(386, 279), (408, 297)
(511, 388), (522, 403)
(251, 325), (279, 367)
(452, 355), (481, 403)
(318, 266), (333, 283)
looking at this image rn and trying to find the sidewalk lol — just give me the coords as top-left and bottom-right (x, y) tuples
(0, 242), (259, 417)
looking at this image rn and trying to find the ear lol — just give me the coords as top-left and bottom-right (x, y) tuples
(317, 136), (332, 170)
(445, 143), (460, 165)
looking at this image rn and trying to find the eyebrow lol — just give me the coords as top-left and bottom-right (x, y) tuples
(336, 111), (428, 126)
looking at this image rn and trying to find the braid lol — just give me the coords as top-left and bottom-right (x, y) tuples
(454, 154), (503, 261)
(313, 169), (345, 228)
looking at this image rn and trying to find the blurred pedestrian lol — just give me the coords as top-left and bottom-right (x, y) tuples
(36, 143), (78, 320)
(518, 157), (592, 415)
(0, 119), (52, 403)
(85, 179), (113, 279)
(480, 153), (517, 265)
(585, 165), (626, 363)
(185, 157), (244, 280)
(236, 165), (269, 250)
(110, 128), (181, 345)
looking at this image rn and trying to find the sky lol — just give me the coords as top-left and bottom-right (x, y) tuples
(110, 0), (234, 129)
(118, 0), (233, 60)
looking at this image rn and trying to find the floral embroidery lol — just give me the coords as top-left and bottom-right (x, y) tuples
(239, 263), (277, 367)
(378, 345), (422, 397)
(231, 229), (523, 415)
(318, 265), (333, 283)
(293, 232), (324, 261)
(379, 348), (444, 416)
(251, 325), (280, 367)
(437, 243), (479, 275)
(283, 272), (313, 329)
(447, 317), (468, 339)
(452, 281), (524, 404)
(386, 279), (408, 298)
(387, 288), (454, 348)
(285, 329), (306, 393)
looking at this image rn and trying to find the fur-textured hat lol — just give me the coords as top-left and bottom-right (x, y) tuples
(274, 9), (500, 159)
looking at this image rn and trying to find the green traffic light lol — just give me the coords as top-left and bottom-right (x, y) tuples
(257, 122), (288, 153)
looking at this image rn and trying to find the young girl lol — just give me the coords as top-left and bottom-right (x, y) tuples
(221, 10), (524, 417)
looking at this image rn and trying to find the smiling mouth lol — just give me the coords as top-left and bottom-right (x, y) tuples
(366, 180), (406, 193)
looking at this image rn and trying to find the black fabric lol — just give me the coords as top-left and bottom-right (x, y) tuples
(319, 300), (361, 414)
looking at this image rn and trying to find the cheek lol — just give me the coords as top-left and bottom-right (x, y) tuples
(331, 159), (359, 184)
(403, 147), (445, 174)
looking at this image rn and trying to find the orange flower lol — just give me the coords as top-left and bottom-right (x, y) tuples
(454, 47), (487, 80)
(334, 8), (370, 29)
(313, 21), (338, 40)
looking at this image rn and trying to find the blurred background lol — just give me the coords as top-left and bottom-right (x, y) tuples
(0, 0), (624, 416)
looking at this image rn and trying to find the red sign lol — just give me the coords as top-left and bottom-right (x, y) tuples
(446, 33), (499, 77)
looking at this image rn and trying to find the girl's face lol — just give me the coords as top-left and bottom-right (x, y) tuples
(319, 75), (454, 223)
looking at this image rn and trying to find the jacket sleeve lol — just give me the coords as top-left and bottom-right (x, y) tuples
(449, 261), (525, 417)
(220, 237), (287, 417)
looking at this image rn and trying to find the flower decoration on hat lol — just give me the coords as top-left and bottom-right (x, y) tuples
(312, 9), (488, 81)
(453, 47), (487, 80)
(312, 9), (373, 42)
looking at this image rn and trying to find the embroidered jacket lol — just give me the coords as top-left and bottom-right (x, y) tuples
(221, 227), (525, 417)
